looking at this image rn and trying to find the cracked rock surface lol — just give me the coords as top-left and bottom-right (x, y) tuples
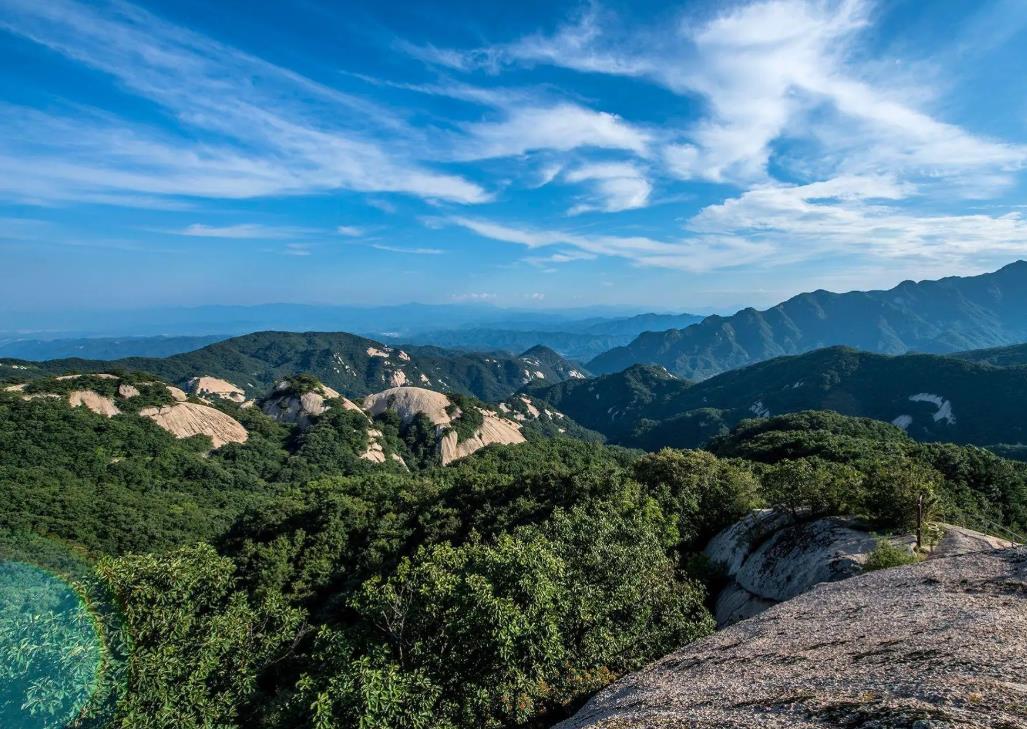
(556, 547), (1027, 729)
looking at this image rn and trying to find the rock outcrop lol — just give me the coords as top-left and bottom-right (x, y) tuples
(261, 379), (362, 428)
(139, 402), (248, 448)
(363, 386), (525, 465)
(68, 390), (121, 417)
(363, 386), (455, 426)
(704, 511), (1008, 627)
(557, 546), (1027, 728)
(118, 383), (140, 398)
(439, 410), (525, 465)
(187, 376), (246, 403)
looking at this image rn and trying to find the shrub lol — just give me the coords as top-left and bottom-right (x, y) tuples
(863, 539), (918, 572)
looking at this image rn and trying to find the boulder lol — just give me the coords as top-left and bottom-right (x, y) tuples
(118, 383), (140, 398)
(704, 511), (1005, 627)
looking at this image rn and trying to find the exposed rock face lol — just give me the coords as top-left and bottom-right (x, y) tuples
(705, 510), (886, 625)
(363, 386), (455, 426)
(166, 385), (188, 402)
(439, 410), (526, 466)
(361, 427), (388, 463)
(118, 383), (140, 398)
(261, 380), (362, 428)
(932, 523), (1014, 557)
(187, 376), (246, 403)
(557, 547), (1027, 729)
(363, 386), (525, 465)
(139, 402), (248, 448)
(703, 511), (1007, 627)
(68, 390), (121, 417)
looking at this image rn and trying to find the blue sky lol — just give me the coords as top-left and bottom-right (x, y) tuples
(2, 0), (1027, 314)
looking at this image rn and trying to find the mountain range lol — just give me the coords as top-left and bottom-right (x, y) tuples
(588, 261), (1027, 379)
(0, 307), (702, 362)
(0, 332), (587, 402)
(530, 346), (1027, 453)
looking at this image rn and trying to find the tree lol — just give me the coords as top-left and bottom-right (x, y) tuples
(95, 545), (303, 729)
(633, 449), (761, 547)
(761, 457), (865, 519)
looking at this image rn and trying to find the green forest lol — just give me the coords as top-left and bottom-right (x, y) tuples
(2, 383), (1026, 728)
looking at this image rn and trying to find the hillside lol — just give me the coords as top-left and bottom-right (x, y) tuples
(530, 346), (1027, 451)
(557, 546), (1027, 728)
(952, 342), (1027, 368)
(0, 331), (586, 402)
(4, 368), (1027, 729)
(588, 261), (1027, 379)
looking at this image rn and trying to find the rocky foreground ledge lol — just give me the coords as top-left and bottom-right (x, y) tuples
(557, 547), (1027, 728)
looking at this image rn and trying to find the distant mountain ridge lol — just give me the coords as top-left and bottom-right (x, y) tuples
(0, 334), (228, 360)
(1, 308), (702, 363)
(0, 331), (588, 402)
(530, 345), (1027, 452)
(385, 312), (703, 361)
(588, 261), (1027, 379)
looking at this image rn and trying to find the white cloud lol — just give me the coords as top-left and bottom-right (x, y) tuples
(456, 0), (1026, 189)
(451, 292), (497, 301)
(524, 250), (598, 266)
(284, 243), (312, 256)
(370, 243), (444, 255)
(336, 225), (365, 236)
(178, 223), (310, 239)
(448, 216), (773, 271)
(688, 175), (1027, 263)
(564, 162), (652, 213)
(0, 0), (488, 205)
(457, 103), (650, 159)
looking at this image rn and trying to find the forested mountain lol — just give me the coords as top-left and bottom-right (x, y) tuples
(4, 369), (1027, 729)
(588, 261), (1027, 379)
(952, 342), (1027, 368)
(0, 331), (587, 401)
(531, 346), (1027, 452)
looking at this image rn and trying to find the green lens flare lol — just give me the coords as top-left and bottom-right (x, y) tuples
(0, 562), (105, 729)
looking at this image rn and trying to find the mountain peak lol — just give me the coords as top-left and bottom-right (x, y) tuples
(588, 261), (1027, 379)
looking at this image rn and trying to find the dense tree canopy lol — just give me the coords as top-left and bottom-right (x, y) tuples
(2, 388), (1026, 728)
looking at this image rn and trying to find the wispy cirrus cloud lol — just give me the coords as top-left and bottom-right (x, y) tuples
(448, 216), (773, 271)
(0, 0), (488, 205)
(414, 1), (1026, 191)
(454, 103), (651, 160)
(452, 173), (1027, 272)
(370, 243), (444, 255)
(177, 224), (316, 239)
(564, 161), (652, 214)
(406, 0), (1027, 271)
